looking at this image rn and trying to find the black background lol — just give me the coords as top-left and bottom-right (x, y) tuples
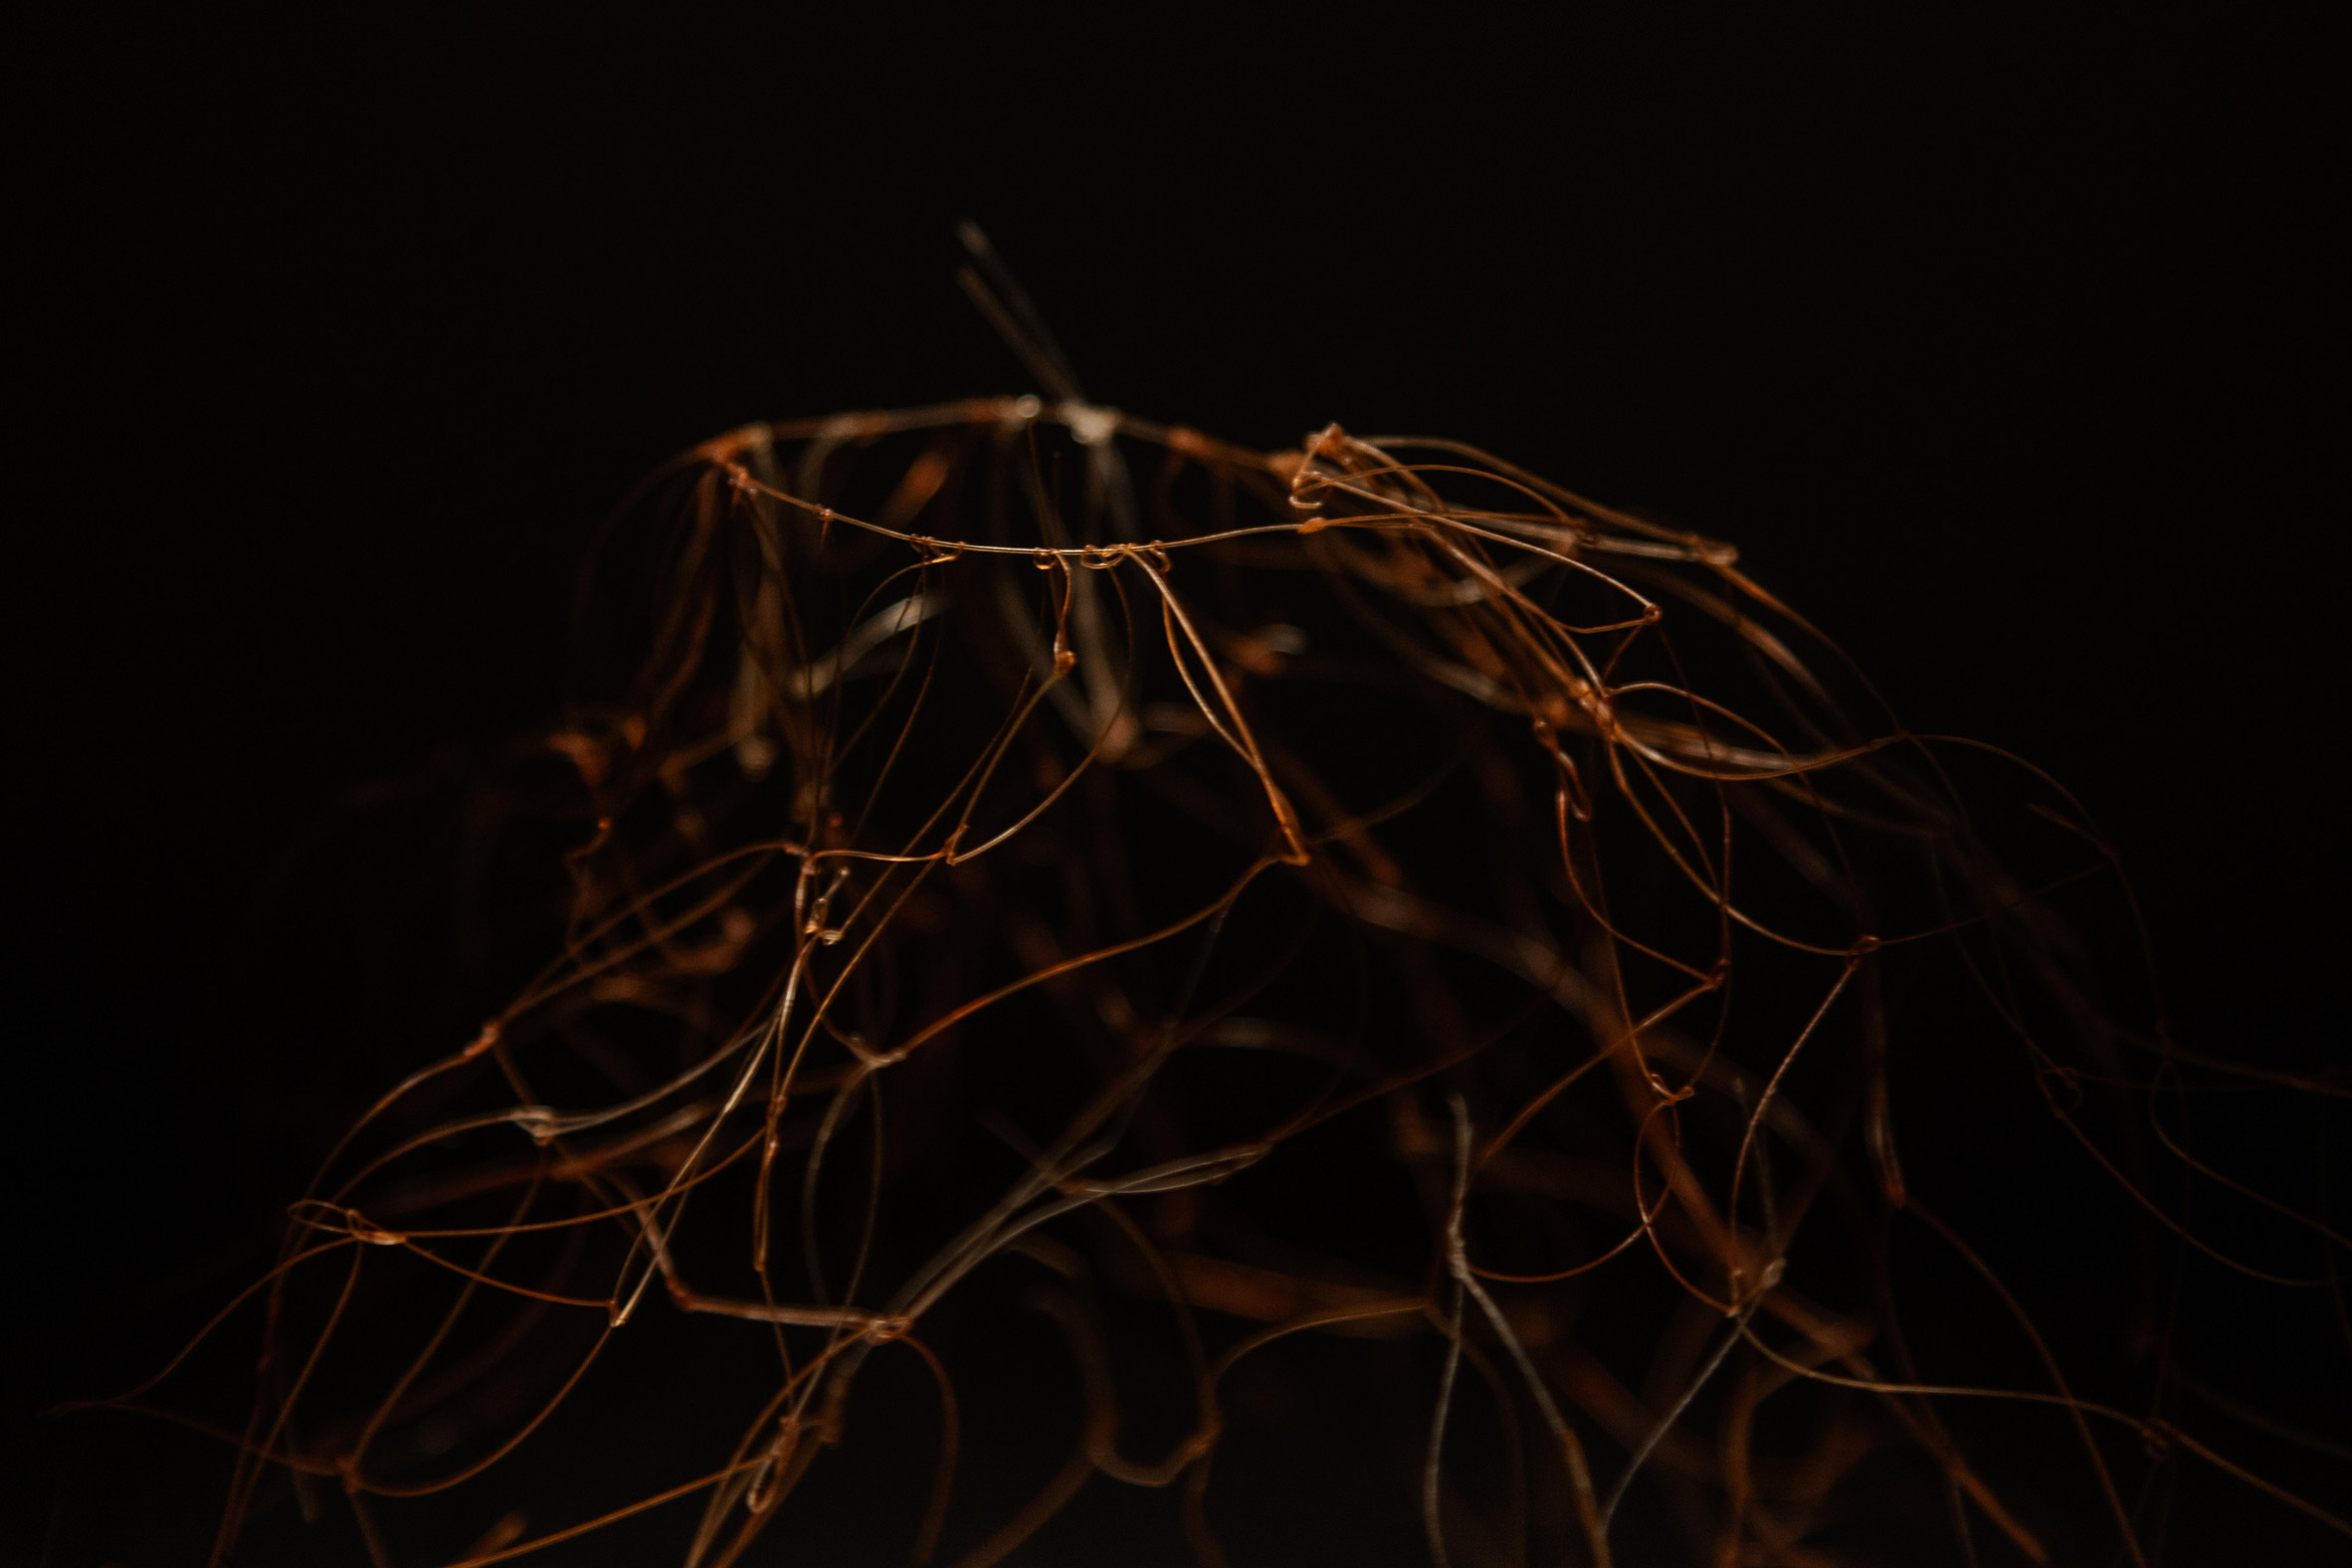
(9, 3), (2342, 1563)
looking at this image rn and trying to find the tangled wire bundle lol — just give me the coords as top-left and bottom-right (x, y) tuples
(107, 263), (2349, 1568)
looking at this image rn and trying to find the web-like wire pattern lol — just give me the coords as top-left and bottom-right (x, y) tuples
(112, 396), (2347, 1567)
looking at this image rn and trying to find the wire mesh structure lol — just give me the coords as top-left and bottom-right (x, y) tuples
(100, 243), (2350, 1568)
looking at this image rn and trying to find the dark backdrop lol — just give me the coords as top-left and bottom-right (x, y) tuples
(10, 4), (2340, 1563)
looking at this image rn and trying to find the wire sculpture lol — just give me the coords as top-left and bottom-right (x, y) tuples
(97, 229), (2349, 1568)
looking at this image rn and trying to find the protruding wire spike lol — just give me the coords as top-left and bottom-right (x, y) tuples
(955, 221), (1085, 403)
